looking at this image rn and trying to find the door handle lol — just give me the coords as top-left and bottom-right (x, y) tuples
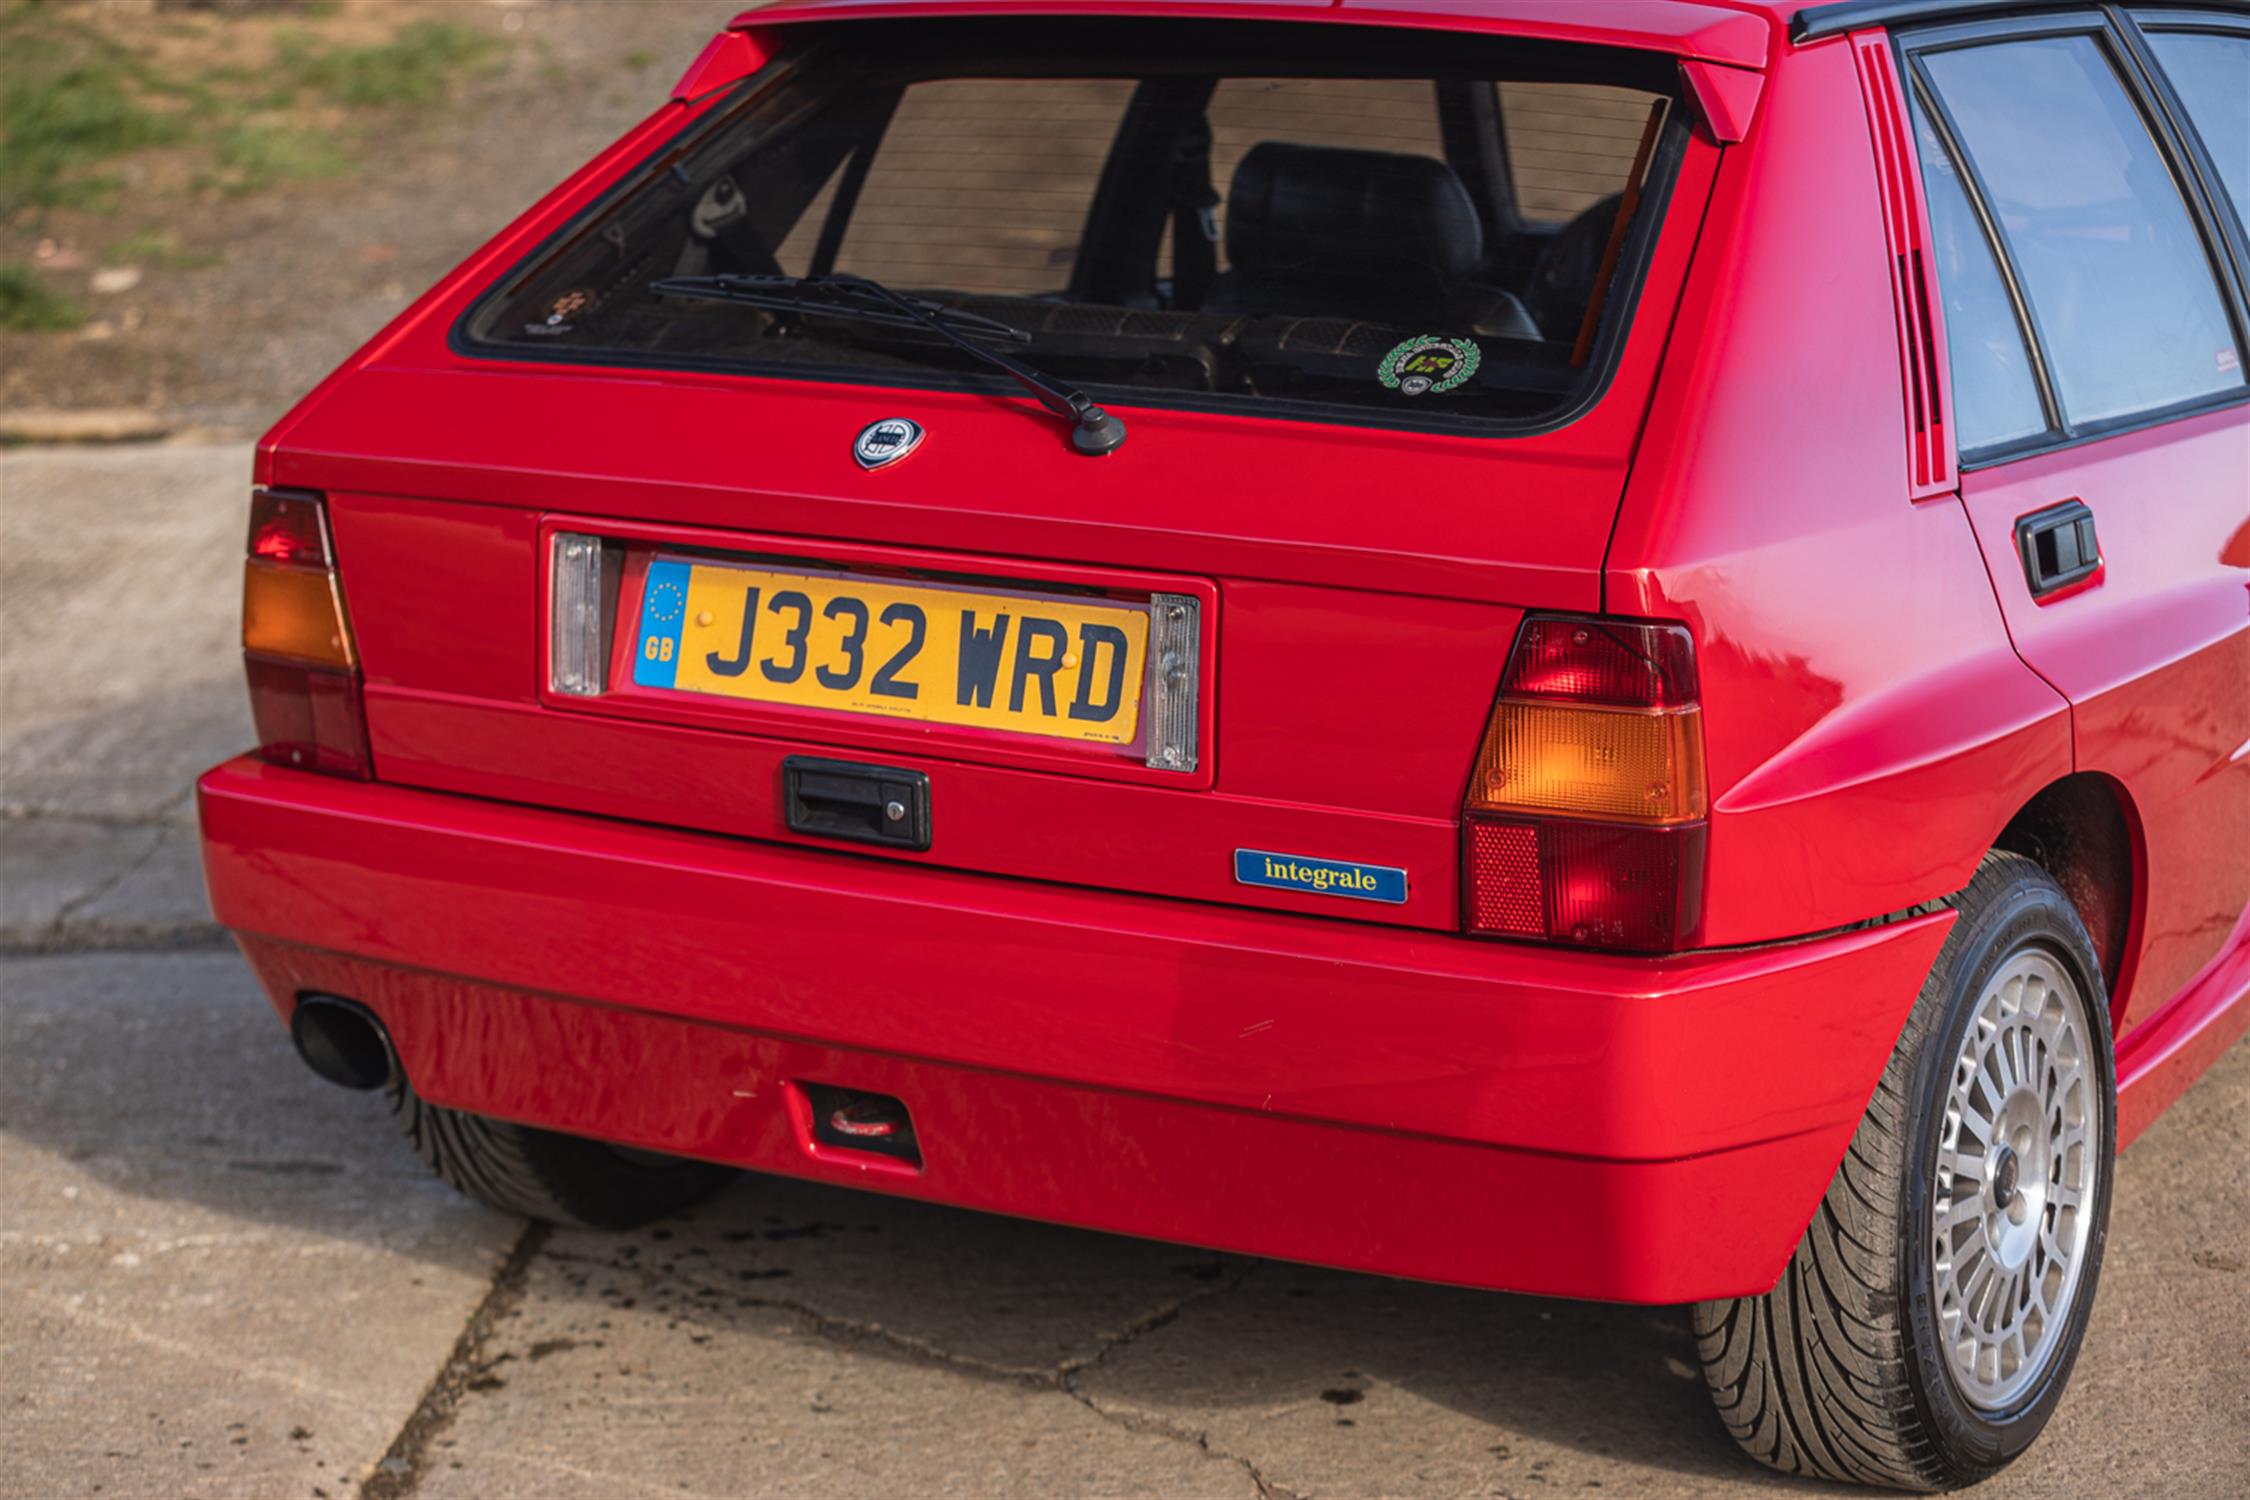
(2016, 501), (2101, 600)
(782, 756), (932, 851)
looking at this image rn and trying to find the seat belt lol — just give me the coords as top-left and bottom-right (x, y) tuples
(1168, 116), (1221, 310)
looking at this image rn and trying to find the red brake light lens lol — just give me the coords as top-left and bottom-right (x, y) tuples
(1499, 617), (1697, 707)
(247, 490), (331, 569)
(1462, 614), (1708, 953)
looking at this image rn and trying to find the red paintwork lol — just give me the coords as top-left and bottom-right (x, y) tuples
(1607, 38), (2077, 946)
(201, 754), (1951, 1300)
(202, 2), (2247, 1302)
(1677, 57), (1765, 144)
(670, 29), (775, 102)
(1955, 408), (2250, 1030)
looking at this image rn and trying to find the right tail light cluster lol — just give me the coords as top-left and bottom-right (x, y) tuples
(1462, 614), (1707, 952)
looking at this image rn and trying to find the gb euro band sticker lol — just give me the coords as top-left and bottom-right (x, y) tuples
(1378, 334), (1481, 396)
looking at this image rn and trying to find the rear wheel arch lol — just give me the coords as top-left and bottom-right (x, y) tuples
(1990, 772), (2142, 1029)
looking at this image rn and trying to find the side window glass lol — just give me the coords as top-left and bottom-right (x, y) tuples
(1921, 34), (2245, 426)
(2146, 31), (2250, 226)
(1909, 92), (2048, 451)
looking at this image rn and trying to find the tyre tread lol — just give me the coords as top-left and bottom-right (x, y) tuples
(389, 1079), (731, 1229)
(1693, 852), (2088, 1492)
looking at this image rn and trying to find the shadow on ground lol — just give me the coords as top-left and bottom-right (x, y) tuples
(1, 949), (1813, 1497)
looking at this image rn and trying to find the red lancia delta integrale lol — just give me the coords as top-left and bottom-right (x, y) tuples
(200, 1), (2249, 1487)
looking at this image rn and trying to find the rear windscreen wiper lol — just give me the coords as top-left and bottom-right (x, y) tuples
(649, 272), (1127, 456)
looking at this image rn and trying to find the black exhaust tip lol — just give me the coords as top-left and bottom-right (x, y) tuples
(290, 994), (394, 1091)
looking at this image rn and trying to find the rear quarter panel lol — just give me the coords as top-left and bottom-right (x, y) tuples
(1606, 36), (2072, 947)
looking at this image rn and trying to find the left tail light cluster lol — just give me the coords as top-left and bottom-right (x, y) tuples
(1461, 614), (1707, 952)
(241, 489), (370, 778)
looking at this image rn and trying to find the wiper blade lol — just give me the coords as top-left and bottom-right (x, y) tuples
(652, 272), (1032, 341)
(650, 272), (1127, 456)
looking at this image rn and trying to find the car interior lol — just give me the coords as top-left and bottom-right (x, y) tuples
(465, 20), (1685, 429)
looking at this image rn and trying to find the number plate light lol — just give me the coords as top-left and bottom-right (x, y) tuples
(1145, 592), (1200, 773)
(550, 532), (606, 697)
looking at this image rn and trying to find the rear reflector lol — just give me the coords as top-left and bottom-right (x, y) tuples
(244, 656), (371, 778)
(1466, 817), (1706, 950)
(241, 490), (369, 778)
(1462, 615), (1707, 952)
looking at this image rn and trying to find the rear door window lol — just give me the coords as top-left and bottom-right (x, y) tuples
(1918, 33), (2245, 426)
(2143, 29), (2249, 224)
(461, 24), (1684, 437)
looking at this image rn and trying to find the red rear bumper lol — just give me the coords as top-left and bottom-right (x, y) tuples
(197, 755), (1949, 1302)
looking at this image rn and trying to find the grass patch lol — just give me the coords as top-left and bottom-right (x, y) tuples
(210, 123), (353, 195)
(0, 262), (85, 332)
(1, 5), (507, 222)
(280, 20), (502, 108)
(103, 229), (223, 272)
(0, 6), (187, 216)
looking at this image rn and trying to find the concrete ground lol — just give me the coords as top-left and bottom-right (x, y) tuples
(2, 444), (2246, 1499)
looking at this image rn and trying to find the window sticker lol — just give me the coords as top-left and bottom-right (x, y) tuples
(1378, 335), (1481, 396)
(527, 287), (595, 338)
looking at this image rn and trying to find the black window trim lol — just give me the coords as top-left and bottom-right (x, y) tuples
(448, 27), (1696, 447)
(1795, 0), (2250, 44)
(1894, 6), (2250, 470)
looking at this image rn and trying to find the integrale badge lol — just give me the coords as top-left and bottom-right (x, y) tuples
(1233, 849), (1407, 904)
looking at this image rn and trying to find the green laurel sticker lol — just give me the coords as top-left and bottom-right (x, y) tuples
(1377, 335), (1482, 396)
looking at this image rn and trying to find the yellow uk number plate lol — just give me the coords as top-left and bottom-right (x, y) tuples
(630, 557), (1149, 745)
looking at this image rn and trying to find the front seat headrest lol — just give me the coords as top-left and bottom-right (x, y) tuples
(1224, 142), (1485, 290)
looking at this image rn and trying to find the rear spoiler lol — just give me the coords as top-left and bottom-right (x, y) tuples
(687, 1), (1771, 141)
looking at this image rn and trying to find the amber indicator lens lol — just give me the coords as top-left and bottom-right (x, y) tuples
(1470, 700), (1705, 824)
(243, 565), (356, 668)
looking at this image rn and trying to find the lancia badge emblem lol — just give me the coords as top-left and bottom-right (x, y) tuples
(853, 417), (925, 471)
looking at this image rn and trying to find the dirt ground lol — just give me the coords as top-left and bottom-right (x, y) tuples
(1, 0), (728, 433)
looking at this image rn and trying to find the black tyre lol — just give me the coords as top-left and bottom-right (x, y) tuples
(390, 1079), (734, 1230)
(1694, 852), (2116, 1490)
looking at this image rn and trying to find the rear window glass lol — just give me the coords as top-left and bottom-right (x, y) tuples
(461, 23), (1683, 436)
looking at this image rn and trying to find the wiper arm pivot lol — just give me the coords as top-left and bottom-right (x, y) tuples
(650, 272), (1127, 456)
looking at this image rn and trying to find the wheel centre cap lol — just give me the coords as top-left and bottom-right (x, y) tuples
(1991, 1146), (2020, 1211)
